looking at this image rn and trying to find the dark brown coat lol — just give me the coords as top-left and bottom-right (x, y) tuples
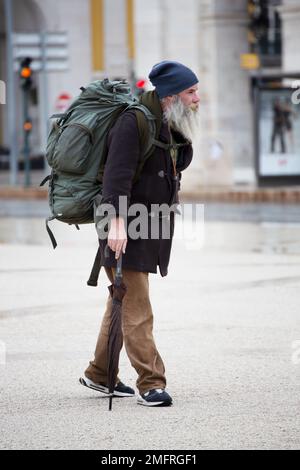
(98, 92), (193, 276)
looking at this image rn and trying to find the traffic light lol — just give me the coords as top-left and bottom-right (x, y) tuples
(248, 1), (269, 41)
(19, 57), (33, 90)
(19, 57), (33, 187)
(23, 120), (32, 133)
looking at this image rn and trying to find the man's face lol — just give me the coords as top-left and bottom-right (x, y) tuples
(163, 84), (200, 111)
(178, 85), (200, 110)
(162, 84), (200, 141)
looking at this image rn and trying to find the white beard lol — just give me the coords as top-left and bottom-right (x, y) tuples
(162, 95), (200, 142)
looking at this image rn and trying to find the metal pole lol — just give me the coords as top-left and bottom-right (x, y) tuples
(4, 0), (18, 185)
(268, 6), (276, 57)
(22, 87), (31, 187)
(40, 31), (50, 174)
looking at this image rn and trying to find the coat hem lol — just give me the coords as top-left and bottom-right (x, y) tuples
(100, 261), (158, 275)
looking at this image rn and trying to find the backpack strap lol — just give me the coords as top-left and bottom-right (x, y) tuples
(45, 216), (57, 249)
(133, 107), (157, 184)
(39, 174), (51, 187)
(87, 243), (110, 287)
(87, 245), (102, 286)
(50, 113), (67, 119)
(152, 139), (188, 150)
(134, 108), (154, 155)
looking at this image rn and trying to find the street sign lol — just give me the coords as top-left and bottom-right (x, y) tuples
(13, 32), (68, 46)
(240, 53), (260, 70)
(13, 61), (69, 72)
(14, 47), (68, 59)
(12, 32), (69, 72)
(55, 92), (72, 112)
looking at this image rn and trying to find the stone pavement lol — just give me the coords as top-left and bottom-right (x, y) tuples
(0, 206), (300, 450)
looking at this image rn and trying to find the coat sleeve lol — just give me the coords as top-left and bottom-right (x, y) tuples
(176, 145), (193, 195)
(173, 143), (193, 208)
(101, 110), (140, 218)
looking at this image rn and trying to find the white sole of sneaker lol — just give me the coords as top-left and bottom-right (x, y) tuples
(113, 390), (135, 397)
(79, 377), (109, 394)
(137, 396), (172, 407)
(79, 377), (134, 397)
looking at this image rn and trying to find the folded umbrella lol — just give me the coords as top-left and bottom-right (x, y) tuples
(105, 246), (127, 411)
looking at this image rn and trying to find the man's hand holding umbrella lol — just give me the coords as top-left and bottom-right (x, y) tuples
(108, 217), (127, 259)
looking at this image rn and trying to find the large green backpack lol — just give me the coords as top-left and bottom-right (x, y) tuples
(41, 78), (161, 249)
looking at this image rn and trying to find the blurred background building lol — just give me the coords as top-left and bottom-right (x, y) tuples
(1, 0), (300, 188)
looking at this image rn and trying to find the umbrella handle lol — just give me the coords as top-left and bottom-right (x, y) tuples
(105, 244), (123, 282)
(116, 252), (122, 279)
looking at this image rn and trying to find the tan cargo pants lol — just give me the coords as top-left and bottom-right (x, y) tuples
(85, 266), (167, 394)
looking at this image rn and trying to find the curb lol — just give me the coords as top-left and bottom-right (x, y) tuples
(1, 186), (300, 203)
(180, 187), (300, 203)
(0, 187), (48, 200)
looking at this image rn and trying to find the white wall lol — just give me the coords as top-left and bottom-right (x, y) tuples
(35, 0), (92, 109)
(134, 0), (199, 83)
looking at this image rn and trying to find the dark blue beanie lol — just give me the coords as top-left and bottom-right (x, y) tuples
(148, 60), (198, 99)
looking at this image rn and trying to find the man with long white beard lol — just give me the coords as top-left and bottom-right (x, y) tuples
(80, 61), (200, 407)
(161, 86), (200, 143)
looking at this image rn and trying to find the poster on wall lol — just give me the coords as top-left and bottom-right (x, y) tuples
(258, 88), (300, 176)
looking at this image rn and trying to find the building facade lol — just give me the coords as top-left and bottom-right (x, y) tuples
(1, 0), (300, 187)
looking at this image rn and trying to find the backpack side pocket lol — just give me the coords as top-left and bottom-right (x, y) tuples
(46, 121), (61, 167)
(52, 123), (94, 175)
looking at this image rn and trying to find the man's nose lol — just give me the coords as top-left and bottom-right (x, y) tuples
(193, 93), (200, 104)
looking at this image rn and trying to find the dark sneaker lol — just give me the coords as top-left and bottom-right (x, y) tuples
(79, 376), (135, 397)
(137, 388), (173, 407)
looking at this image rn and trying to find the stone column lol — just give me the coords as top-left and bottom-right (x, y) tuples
(104, 0), (129, 78)
(279, 0), (300, 73)
(134, 0), (165, 77)
(188, 0), (255, 188)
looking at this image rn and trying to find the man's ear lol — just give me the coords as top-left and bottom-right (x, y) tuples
(166, 95), (175, 104)
(161, 96), (173, 110)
